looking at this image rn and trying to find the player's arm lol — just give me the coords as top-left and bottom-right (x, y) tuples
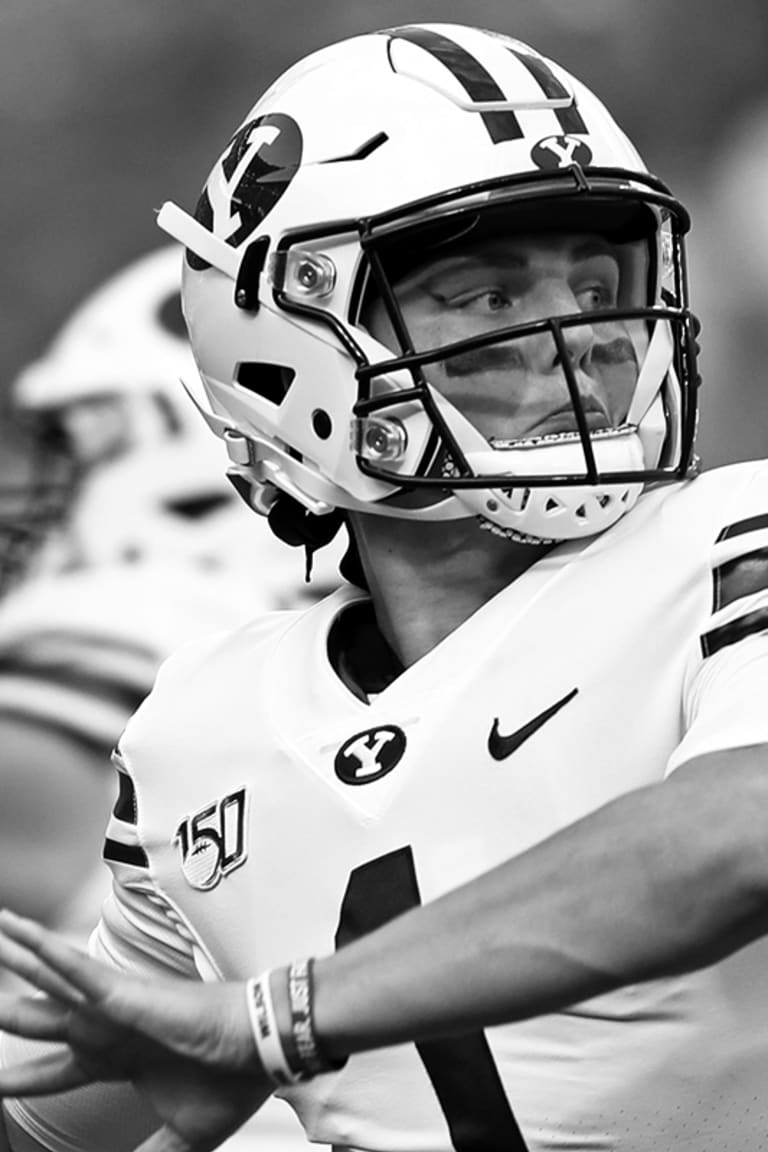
(310, 742), (768, 1058)
(0, 747), (767, 1069)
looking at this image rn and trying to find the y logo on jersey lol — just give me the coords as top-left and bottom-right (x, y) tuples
(174, 787), (248, 891)
(188, 112), (303, 271)
(531, 135), (593, 170)
(335, 726), (407, 785)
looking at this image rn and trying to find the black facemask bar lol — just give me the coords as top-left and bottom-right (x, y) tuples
(270, 164), (700, 493)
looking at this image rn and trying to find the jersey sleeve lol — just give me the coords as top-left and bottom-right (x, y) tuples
(667, 462), (768, 773)
(94, 732), (218, 977)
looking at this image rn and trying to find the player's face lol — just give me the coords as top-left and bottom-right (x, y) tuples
(59, 395), (132, 466)
(366, 232), (642, 442)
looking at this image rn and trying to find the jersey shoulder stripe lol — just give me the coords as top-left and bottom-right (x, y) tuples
(103, 838), (149, 868)
(103, 747), (150, 869)
(113, 768), (139, 825)
(701, 606), (768, 659)
(712, 545), (768, 612)
(695, 464), (768, 661)
(716, 511), (768, 541)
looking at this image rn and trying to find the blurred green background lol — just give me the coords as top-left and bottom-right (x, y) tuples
(2, 0), (768, 475)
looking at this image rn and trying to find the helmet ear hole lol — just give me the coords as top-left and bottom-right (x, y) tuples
(236, 362), (295, 406)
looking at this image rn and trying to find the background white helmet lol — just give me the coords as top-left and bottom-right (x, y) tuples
(14, 245), (201, 465)
(159, 23), (700, 546)
(6, 245), (344, 590)
(5, 245), (221, 578)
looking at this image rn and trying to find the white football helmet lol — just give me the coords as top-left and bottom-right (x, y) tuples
(1, 246), (207, 583)
(13, 245), (200, 465)
(158, 23), (700, 545)
(6, 245), (345, 593)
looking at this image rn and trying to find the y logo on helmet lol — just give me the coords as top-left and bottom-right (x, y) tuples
(174, 786), (248, 890)
(188, 113), (302, 271)
(531, 134), (593, 170)
(335, 726), (407, 785)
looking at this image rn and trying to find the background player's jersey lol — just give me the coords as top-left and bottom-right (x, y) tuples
(11, 460), (768, 1151)
(0, 548), (343, 1151)
(0, 565), (252, 752)
(0, 545), (342, 755)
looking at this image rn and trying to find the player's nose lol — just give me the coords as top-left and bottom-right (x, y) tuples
(520, 280), (594, 375)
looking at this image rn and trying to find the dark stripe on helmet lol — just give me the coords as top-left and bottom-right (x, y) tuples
(716, 512), (768, 542)
(103, 837), (149, 868)
(700, 606), (768, 658)
(505, 48), (587, 134)
(712, 547), (768, 613)
(321, 132), (389, 164)
(386, 27), (524, 143)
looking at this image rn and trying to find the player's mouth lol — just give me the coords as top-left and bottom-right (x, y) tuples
(515, 397), (612, 439)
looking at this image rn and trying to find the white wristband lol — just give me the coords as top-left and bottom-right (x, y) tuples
(245, 972), (298, 1086)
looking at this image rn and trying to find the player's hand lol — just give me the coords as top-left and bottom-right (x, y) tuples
(0, 909), (274, 1152)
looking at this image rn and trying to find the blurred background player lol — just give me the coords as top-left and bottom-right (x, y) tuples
(0, 244), (340, 1149)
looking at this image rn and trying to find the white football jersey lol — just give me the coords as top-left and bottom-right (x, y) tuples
(9, 461), (768, 1151)
(0, 552), (342, 1152)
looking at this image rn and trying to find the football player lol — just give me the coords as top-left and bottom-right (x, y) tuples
(1, 22), (768, 1152)
(0, 244), (342, 923)
(0, 247), (340, 1148)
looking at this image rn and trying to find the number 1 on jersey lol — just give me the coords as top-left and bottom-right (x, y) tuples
(335, 846), (529, 1152)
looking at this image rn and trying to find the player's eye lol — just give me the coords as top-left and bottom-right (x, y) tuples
(447, 287), (514, 313)
(575, 284), (612, 311)
(484, 290), (511, 312)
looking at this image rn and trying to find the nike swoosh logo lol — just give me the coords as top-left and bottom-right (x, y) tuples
(488, 687), (579, 761)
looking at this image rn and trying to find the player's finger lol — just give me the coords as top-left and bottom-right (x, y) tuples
(0, 1048), (90, 1096)
(133, 1124), (224, 1152)
(0, 994), (70, 1040)
(0, 929), (85, 1006)
(0, 911), (104, 992)
(0, 911), (151, 1018)
(0, 914), (250, 1069)
(0, 916), (177, 1052)
(133, 1130), (195, 1152)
